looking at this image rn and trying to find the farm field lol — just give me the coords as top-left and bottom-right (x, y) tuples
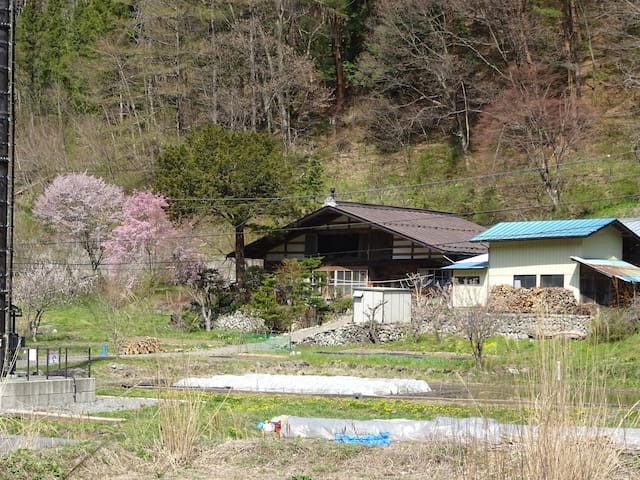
(4, 300), (640, 479)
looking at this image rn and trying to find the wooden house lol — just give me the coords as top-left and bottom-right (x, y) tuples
(242, 197), (487, 298)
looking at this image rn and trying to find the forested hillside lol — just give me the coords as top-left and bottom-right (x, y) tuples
(12, 0), (640, 232)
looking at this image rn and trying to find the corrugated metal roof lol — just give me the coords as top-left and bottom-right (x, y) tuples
(621, 218), (640, 237)
(242, 201), (487, 258)
(571, 256), (640, 283)
(442, 253), (488, 270)
(331, 202), (487, 254)
(471, 218), (617, 242)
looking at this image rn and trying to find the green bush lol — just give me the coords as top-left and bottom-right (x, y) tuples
(179, 310), (202, 333)
(329, 295), (353, 315)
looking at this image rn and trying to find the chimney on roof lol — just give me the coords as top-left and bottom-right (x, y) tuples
(323, 187), (337, 207)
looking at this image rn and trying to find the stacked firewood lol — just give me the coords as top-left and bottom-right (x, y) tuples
(488, 285), (578, 314)
(119, 337), (165, 355)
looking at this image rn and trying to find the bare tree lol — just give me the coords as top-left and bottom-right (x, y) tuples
(407, 273), (450, 343)
(474, 66), (591, 211)
(455, 308), (497, 369)
(364, 300), (387, 344)
(14, 257), (94, 342)
(356, 0), (489, 162)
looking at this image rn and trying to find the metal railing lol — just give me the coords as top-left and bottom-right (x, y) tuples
(18, 346), (94, 379)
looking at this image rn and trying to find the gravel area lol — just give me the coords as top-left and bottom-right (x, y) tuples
(2, 395), (158, 416)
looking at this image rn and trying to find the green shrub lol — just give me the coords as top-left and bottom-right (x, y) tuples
(179, 310), (202, 333)
(329, 295), (353, 315)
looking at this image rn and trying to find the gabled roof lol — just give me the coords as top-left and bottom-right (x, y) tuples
(621, 218), (640, 237)
(244, 201), (487, 257)
(571, 256), (640, 283)
(471, 218), (625, 242)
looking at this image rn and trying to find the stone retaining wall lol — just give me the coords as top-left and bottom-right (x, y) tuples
(489, 313), (591, 339)
(295, 313), (592, 347)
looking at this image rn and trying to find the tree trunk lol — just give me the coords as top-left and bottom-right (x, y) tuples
(201, 302), (212, 331)
(173, 3), (183, 136)
(562, 0), (581, 101)
(235, 224), (246, 286)
(472, 340), (483, 369)
(332, 13), (345, 113)
(275, 0), (291, 149)
(249, 7), (258, 131)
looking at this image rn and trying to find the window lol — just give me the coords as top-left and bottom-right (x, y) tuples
(513, 275), (536, 288)
(317, 233), (360, 259)
(322, 269), (368, 298)
(540, 274), (564, 288)
(455, 276), (480, 285)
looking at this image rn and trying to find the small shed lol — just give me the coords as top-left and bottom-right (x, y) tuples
(352, 287), (412, 324)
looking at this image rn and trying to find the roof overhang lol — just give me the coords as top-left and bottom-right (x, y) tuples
(571, 256), (640, 283)
(442, 253), (489, 270)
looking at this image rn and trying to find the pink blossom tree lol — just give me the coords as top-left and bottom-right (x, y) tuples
(13, 257), (94, 341)
(33, 174), (124, 271)
(104, 191), (203, 290)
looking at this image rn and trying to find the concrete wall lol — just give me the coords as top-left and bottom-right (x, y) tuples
(0, 377), (96, 409)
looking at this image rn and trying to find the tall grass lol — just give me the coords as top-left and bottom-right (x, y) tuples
(516, 336), (624, 478)
(153, 356), (232, 467)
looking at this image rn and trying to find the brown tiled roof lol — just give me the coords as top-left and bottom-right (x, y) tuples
(244, 201), (487, 257)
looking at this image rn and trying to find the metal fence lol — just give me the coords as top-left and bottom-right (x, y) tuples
(17, 346), (94, 379)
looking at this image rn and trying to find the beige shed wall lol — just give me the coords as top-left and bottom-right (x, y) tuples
(582, 227), (623, 259)
(450, 269), (488, 307)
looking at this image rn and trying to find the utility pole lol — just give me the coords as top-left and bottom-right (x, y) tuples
(0, 0), (19, 377)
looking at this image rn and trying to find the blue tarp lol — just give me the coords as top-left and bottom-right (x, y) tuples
(335, 432), (390, 447)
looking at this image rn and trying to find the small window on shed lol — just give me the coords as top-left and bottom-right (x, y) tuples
(513, 275), (536, 288)
(540, 274), (564, 288)
(455, 276), (480, 285)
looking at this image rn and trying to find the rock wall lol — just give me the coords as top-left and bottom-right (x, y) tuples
(489, 313), (590, 339)
(214, 310), (266, 332)
(296, 323), (409, 347)
(295, 313), (591, 347)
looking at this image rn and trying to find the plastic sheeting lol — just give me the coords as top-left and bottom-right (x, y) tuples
(335, 432), (391, 446)
(279, 415), (640, 451)
(174, 374), (431, 396)
(280, 416), (518, 443)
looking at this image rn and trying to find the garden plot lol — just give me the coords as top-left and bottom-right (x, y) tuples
(174, 373), (431, 396)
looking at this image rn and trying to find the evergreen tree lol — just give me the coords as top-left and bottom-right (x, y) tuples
(153, 125), (289, 284)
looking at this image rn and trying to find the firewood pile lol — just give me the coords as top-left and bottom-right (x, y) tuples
(487, 285), (579, 314)
(119, 337), (165, 355)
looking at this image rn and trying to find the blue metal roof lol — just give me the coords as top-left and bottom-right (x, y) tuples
(442, 254), (488, 270)
(471, 218), (617, 242)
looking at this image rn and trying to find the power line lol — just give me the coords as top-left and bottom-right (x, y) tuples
(159, 152), (640, 205)
(11, 194), (640, 272)
(13, 188), (640, 253)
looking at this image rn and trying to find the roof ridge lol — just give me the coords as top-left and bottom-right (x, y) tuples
(335, 201), (457, 216)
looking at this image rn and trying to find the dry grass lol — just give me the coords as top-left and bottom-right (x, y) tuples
(65, 437), (640, 480)
(512, 336), (627, 479)
(152, 357), (221, 468)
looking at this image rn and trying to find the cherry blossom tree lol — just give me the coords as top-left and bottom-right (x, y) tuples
(13, 257), (94, 341)
(104, 191), (202, 290)
(33, 174), (124, 271)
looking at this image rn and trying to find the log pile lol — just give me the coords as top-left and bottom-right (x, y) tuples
(119, 337), (165, 355)
(487, 285), (578, 314)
